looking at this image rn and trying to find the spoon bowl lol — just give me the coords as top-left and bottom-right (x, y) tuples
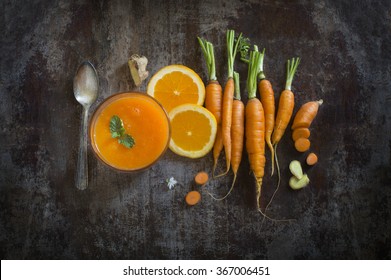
(74, 61), (99, 190)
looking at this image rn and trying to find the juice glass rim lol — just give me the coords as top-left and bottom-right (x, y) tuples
(89, 91), (171, 172)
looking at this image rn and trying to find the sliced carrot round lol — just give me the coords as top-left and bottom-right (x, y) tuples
(294, 138), (311, 152)
(306, 152), (318, 165)
(185, 191), (201, 206)
(292, 127), (310, 142)
(194, 171), (209, 185)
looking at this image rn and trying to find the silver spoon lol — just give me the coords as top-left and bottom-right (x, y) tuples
(74, 61), (98, 190)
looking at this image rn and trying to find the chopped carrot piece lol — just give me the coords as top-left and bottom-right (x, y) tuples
(294, 138), (311, 152)
(185, 191), (201, 206)
(306, 152), (318, 165)
(292, 127), (310, 142)
(194, 171), (209, 185)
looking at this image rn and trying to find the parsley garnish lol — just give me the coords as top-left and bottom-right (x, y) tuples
(109, 115), (135, 148)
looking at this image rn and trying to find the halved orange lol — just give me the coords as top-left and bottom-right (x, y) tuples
(169, 104), (217, 158)
(147, 65), (205, 112)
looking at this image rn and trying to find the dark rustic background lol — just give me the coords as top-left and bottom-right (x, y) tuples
(1, 0), (390, 259)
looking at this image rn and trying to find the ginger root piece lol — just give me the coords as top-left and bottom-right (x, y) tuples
(128, 54), (149, 87)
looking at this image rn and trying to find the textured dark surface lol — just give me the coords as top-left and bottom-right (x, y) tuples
(1, 0), (391, 259)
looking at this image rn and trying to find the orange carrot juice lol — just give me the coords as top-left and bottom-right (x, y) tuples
(90, 92), (170, 171)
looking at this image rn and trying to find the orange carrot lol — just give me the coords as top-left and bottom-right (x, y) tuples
(197, 37), (223, 175)
(306, 152), (318, 165)
(257, 48), (276, 175)
(294, 137), (311, 152)
(220, 30), (243, 175)
(194, 171), (209, 185)
(207, 72), (244, 201)
(272, 58), (300, 146)
(185, 191), (201, 206)
(245, 50), (266, 209)
(265, 58), (300, 215)
(291, 99), (323, 130)
(221, 77), (234, 174)
(271, 57), (300, 177)
(292, 127), (310, 142)
(230, 71), (244, 182)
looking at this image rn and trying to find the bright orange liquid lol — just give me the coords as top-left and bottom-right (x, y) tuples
(90, 93), (170, 171)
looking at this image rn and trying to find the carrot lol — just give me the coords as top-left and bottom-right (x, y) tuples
(231, 71), (245, 181)
(272, 57), (300, 146)
(194, 171), (209, 185)
(197, 37), (223, 175)
(206, 71), (244, 201)
(245, 50), (266, 209)
(220, 30), (243, 175)
(257, 48), (276, 175)
(265, 58), (300, 216)
(271, 57), (300, 176)
(294, 137), (310, 152)
(306, 152), (318, 165)
(185, 191), (201, 206)
(292, 127), (310, 141)
(291, 99), (323, 130)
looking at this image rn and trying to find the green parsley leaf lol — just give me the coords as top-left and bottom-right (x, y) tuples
(109, 115), (135, 148)
(118, 134), (135, 148)
(110, 115), (125, 138)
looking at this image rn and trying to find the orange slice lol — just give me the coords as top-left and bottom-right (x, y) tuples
(169, 104), (217, 158)
(147, 65), (205, 112)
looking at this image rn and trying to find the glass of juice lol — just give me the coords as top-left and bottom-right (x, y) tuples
(89, 92), (171, 172)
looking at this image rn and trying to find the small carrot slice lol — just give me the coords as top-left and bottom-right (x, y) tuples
(185, 191), (201, 206)
(294, 138), (310, 152)
(292, 127), (310, 142)
(194, 171), (209, 185)
(306, 152), (318, 165)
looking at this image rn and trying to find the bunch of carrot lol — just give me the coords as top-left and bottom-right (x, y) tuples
(198, 30), (321, 212)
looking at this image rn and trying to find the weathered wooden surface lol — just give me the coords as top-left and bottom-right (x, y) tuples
(1, 0), (391, 259)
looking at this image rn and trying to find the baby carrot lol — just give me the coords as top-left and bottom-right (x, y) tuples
(221, 30), (243, 175)
(245, 49), (266, 209)
(257, 48), (276, 175)
(197, 37), (223, 175)
(207, 72), (244, 201)
(271, 57), (300, 184)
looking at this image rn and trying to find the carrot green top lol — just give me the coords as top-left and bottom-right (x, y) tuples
(246, 49), (261, 100)
(257, 48), (266, 80)
(226, 30), (243, 79)
(233, 71), (241, 100)
(197, 37), (217, 81)
(285, 57), (300, 91)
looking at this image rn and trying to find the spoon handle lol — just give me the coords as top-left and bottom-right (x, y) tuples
(76, 106), (89, 190)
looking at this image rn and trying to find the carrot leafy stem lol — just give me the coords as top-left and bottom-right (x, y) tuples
(285, 57), (300, 91)
(197, 37), (217, 81)
(233, 71), (241, 100)
(110, 115), (135, 148)
(246, 48), (261, 99)
(227, 30), (244, 78)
